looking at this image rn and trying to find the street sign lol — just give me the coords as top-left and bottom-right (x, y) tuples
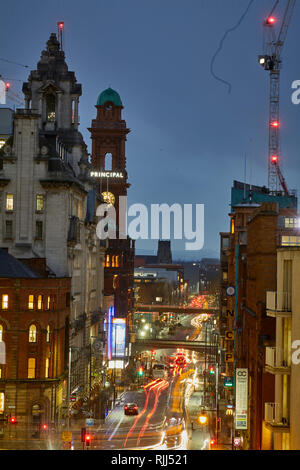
(225, 352), (234, 363)
(226, 309), (234, 317)
(85, 418), (94, 426)
(62, 431), (72, 442)
(225, 330), (234, 340)
(226, 286), (235, 296)
(235, 368), (248, 430)
(224, 376), (234, 387)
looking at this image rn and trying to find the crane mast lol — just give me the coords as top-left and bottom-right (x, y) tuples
(258, 0), (296, 196)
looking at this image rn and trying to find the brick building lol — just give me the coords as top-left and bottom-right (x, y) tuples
(219, 181), (298, 450)
(0, 249), (70, 427)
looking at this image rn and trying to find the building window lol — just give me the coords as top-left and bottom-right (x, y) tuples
(104, 153), (112, 171)
(5, 221), (13, 239)
(45, 358), (50, 378)
(0, 367), (2, 379)
(29, 324), (37, 343)
(115, 255), (119, 267)
(66, 292), (70, 308)
(46, 296), (50, 310)
(222, 271), (228, 281)
(46, 325), (51, 343)
(105, 255), (110, 267)
(46, 94), (56, 122)
(281, 236), (300, 247)
(28, 358), (36, 379)
(37, 295), (43, 310)
(35, 221), (43, 240)
(1, 295), (8, 310)
(231, 218), (235, 234)
(0, 392), (4, 412)
(6, 194), (14, 211)
(284, 217), (298, 229)
(0, 325), (3, 341)
(36, 195), (44, 212)
(28, 295), (34, 310)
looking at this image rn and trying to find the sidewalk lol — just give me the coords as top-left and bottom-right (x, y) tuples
(186, 389), (232, 450)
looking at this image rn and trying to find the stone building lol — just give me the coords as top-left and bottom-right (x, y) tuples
(0, 33), (106, 412)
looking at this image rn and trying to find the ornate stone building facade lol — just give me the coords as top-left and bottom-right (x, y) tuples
(0, 33), (106, 419)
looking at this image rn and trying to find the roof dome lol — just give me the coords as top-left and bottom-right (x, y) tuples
(96, 87), (122, 106)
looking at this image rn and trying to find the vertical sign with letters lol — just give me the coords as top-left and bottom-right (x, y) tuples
(235, 368), (248, 430)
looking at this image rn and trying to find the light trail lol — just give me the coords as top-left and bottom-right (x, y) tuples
(136, 380), (169, 447)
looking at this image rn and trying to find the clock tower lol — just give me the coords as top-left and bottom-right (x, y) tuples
(89, 88), (135, 318)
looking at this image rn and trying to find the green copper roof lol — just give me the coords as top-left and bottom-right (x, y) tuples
(96, 87), (123, 106)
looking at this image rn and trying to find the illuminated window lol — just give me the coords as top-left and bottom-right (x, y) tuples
(0, 325), (3, 341)
(0, 392), (4, 413)
(28, 295), (34, 310)
(231, 218), (235, 234)
(0, 140), (6, 149)
(223, 271), (228, 281)
(46, 325), (50, 343)
(46, 94), (56, 122)
(28, 358), (36, 379)
(36, 195), (44, 211)
(105, 255), (110, 267)
(115, 256), (119, 267)
(2, 295), (8, 310)
(46, 296), (50, 310)
(112, 256), (115, 267)
(0, 367), (2, 379)
(37, 295), (43, 310)
(45, 358), (49, 378)
(281, 236), (300, 247)
(29, 324), (37, 343)
(6, 194), (14, 211)
(284, 218), (297, 229)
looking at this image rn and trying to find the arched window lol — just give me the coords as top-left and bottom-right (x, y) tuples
(104, 153), (112, 171)
(37, 295), (43, 310)
(0, 325), (3, 342)
(29, 325), (37, 343)
(46, 94), (56, 122)
(46, 325), (51, 343)
(45, 358), (50, 378)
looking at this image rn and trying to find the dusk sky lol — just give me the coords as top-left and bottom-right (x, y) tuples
(2, 0), (300, 259)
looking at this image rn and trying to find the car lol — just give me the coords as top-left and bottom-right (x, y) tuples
(124, 403), (138, 415)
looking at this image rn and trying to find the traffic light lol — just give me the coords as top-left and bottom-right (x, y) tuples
(209, 366), (215, 375)
(81, 427), (87, 442)
(85, 433), (91, 447)
(138, 367), (144, 377)
(9, 416), (17, 424)
(210, 438), (216, 447)
(42, 424), (48, 431)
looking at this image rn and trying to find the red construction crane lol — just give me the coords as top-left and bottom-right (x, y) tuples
(258, 0), (296, 196)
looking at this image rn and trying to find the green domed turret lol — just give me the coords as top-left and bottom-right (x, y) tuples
(96, 87), (123, 106)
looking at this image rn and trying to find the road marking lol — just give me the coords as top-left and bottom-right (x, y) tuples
(108, 414), (124, 441)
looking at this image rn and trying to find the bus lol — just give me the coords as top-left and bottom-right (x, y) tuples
(152, 363), (168, 378)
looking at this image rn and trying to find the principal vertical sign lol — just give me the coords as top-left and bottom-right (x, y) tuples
(235, 368), (248, 430)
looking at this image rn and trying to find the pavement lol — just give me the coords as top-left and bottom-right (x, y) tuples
(185, 389), (233, 450)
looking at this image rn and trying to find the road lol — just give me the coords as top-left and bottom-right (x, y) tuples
(0, 311), (215, 450)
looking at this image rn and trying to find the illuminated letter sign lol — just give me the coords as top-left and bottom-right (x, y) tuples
(235, 368), (248, 430)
